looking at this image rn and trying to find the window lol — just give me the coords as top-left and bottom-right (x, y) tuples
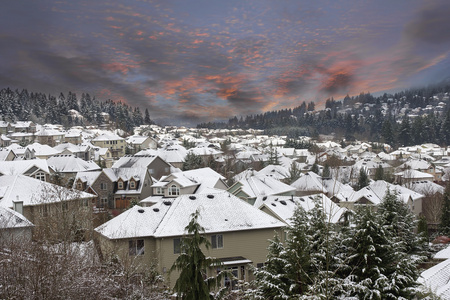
(211, 234), (223, 249)
(118, 181), (124, 189)
(35, 171), (46, 181)
(168, 184), (179, 196)
(100, 183), (107, 190)
(129, 239), (144, 256)
(76, 182), (83, 190)
(173, 238), (181, 254)
(155, 187), (163, 195)
(130, 181), (136, 189)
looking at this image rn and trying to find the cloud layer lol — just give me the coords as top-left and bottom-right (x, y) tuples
(0, 0), (449, 125)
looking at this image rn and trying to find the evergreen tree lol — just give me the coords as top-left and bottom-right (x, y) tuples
(381, 120), (395, 146)
(439, 183), (450, 236)
(311, 163), (319, 174)
(170, 210), (226, 300)
(357, 168), (369, 190)
(182, 152), (204, 171)
(144, 108), (152, 124)
(286, 161), (301, 184)
(398, 115), (412, 146)
(374, 165), (384, 181)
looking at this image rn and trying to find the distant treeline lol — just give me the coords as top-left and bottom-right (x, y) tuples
(198, 82), (450, 147)
(0, 88), (154, 132)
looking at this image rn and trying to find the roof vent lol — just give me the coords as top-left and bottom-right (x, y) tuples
(153, 208), (160, 212)
(163, 201), (172, 206)
(138, 209), (145, 213)
(189, 196), (196, 200)
(207, 194), (214, 199)
(225, 218), (228, 221)
(271, 203), (276, 207)
(280, 200), (287, 205)
(262, 196), (267, 201)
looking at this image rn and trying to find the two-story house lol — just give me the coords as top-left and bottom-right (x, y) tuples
(95, 191), (286, 289)
(112, 155), (172, 180)
(91, 133), (126, 159)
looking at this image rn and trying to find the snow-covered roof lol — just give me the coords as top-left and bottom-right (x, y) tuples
(0, 159), (50, 175)
(394, 169), (434, 180)
(96, 192), (285, 239)
(0, 175), (95, 208)
(0, 206), (34, 229)
(91, 133), (124, 141)
(406, 181), (445, 195)
(435, 245), (450, 260)
(47, 155), (100, 173)
(257, 165), (289, 181)
(419, 258), (450, 299)
(258, 194), (347, 225)
(27, 143), (61, 157)
(290, 172), (325, 193)
(237, 175), (295, 198)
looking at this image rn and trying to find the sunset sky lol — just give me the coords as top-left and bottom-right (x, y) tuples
(1, 0), (450, 125)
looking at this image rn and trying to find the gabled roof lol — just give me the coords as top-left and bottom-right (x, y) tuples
(27, 143), (60, 157)
(347, 180), (423, 205)
(0, 159), (50, 175)
(290, 172), (325, 193)
(236, 175), (295, 198)
(257, 165), (289, 181)
(96, 192), (285, 240)
(91, 133), (124, 141)
(419, 258), (450, 299)
(0, 206), (34, 229)
(47, 155), (100, 173)
(394, 169), (434, 180)
(74, 171), (102, 186)
(406, 181), (445, 195)
(154, 167), (226, 192)
(0, 175), (94, 208)
(258, 194), (346, 225)
(112, 155), (165, 168)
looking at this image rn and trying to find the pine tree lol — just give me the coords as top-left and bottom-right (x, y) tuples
(322, 164), (330, 178)
(182, 152), (204, 171)
(170, 210), (226, 300)
(286, 161), (302, 184)
(439, 183), (450, 236)
(374, 165), (384, 181)
(357, 168), (369, 190)
(144, 108), (152, 124)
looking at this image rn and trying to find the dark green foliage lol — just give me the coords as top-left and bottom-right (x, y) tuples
(182, 152), (204, 171)
(0, 88), (153, 130)
(285, 161), (301, 184)
(357, 168), (370, 190)
(374, 165), (384, 181)
(170, 210), (226, 300)
(439, 183), (450, 236)
(311, 163), (319, 174)
(322, 163), (330, 178)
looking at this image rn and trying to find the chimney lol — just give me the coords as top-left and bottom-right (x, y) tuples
(13, 195), (23, 215)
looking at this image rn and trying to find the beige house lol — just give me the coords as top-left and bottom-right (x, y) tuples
(91, 133), (126, 159)
(95, 192), (285, 289)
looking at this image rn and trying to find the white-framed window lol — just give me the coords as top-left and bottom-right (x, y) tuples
(211, 234), (223, 249)
(168, 184), (179, 196)
(155, 187), (164, 195)
(100, 183), (107, 190)
(173, 238), (181, 254)
(118, 181), (124, 189)
(130, 181), (136, 189)
(129, 239), (144, 256)
(35, 171), (46, 182)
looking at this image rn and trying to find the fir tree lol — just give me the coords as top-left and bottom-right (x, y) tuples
(286, 161), (301, 184)
(322, 163), (330, 178)
(182, 152), (204, 171)
(170, 209), (226, 300)
(374, 165), (384, 181)
(439, 183), (450, 236)
(357, 168), (369, 190)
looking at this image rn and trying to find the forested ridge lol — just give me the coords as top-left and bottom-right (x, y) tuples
(199, 82), (450, 147)
(0, 88), (154, 132)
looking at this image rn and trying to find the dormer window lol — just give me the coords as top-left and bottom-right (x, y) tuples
(130, 180), (136, 189)
(76, 181), (83, 190)
(118, 181), (124, 190)
(168, 184), (179, 196)
(35, 171), (46, 182)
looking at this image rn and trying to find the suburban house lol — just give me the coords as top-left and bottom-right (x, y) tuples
(257, 194), (347, 225)
(0, 148), (16, 161)
(0, 175), (95, 240)
(64, 130), (83, 145)
(7, 144), (35, 160)
(290, 172), (326, 196)
(0, 134), (12, 147)
(91, 133), (126, 158)
(47, 154), (101, 184)
(0, 160), (51, 182)
(12, 121), (36, 134)
(150, 167), (228, 200)
(228, 175), (296, 205)
(94, 191), (286, 289)
(338, 180), (424, 216)
(126, 135), (158, 154)
(26, 142), (60, 159)
(53, 143), (93, 161)
(112, 155), (172, 180)
(0, 206), (34, 244)
(137, 146), (187, 169)
(396, 158), (443, 181)
(74, 167), (153, 211)
(36, 128), (65, 147)
(0, 121), (12, 135)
